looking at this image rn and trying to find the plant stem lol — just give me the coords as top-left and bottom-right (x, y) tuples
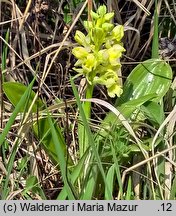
(78, 83), (94, 157)
(83, 83), (94, 119)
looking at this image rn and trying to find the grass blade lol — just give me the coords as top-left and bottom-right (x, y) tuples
(46, 111), (76, 199)
(70, 77), (113, 199)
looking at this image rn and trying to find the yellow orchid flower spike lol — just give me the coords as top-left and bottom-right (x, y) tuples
(72, 5), (125, 98)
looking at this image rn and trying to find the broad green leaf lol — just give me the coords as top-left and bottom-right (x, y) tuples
(3, 82), (67, 165)
(33, 118), (67, 165)
(118, 94), (157, 118)
(104, 59), (172, 126)
(0, 80), (37, 199)
(141, 101), (165, 125)
(0, 80), (35, 148)
(3, 82), (66, 164)
(3, 82), (43, 112)
(104, 94), (157, 126)
(46, 111), (76, 200)
(120, 59), (172, 103)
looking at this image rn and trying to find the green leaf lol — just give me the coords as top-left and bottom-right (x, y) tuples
(110, 142), (123, 198)
(120, 59), (172, 103)
(103, 59), (172, 131)
(47, 111), (76, 199)
(105, 164), (115, 199)
(104, 94), (157, 126)
(0, 79), (38, 199)
(25, 175), (38, 191)
(70, 77), (113, 199)
(32, 118), (67, 165)
(0, 80), (36, 148)
(3, 82), (68, 166)
(3, 82), (43, 112)
(141, 101), (165, 125)
(24, 175), (46, 199)
(57, 148), (90, 200)
(125, 176), (133, 200)
(80, 164), (98, 199)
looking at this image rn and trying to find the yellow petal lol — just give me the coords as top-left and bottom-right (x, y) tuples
(108, 44), (125, 66)
(85, 53), (97, 69)
(107, 84), (123, 98)
(112, 25), (124, 42)
(72, 47), (89, 59)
